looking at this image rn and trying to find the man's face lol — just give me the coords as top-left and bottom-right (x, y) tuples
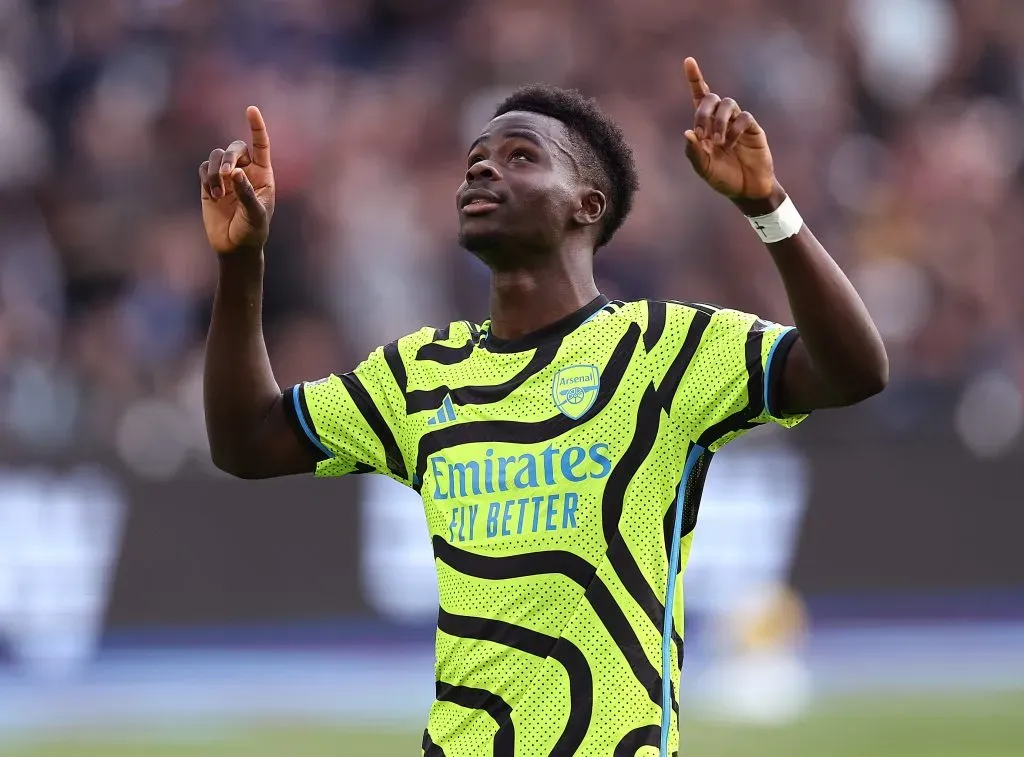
(456, 111), (590, 260)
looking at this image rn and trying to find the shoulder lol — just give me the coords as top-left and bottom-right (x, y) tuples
(653, 299), (722, 318)
(627, 300), (787, 357)
(581, 299), (675, 327)
(651, 300), (781, 333)
(602, 299), (725, 340)
(605, 299), (726, 322)
(381, 321), (483, 364)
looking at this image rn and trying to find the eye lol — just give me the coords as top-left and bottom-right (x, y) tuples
(467, 154), (484, 167)
(509, 149), (531, 162)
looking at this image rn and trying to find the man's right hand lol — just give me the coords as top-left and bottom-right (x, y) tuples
(199, 107), (275, 255)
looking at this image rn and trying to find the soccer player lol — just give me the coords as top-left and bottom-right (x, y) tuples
(200, 58), (887, 756)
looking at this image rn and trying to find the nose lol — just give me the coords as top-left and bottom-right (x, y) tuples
(466, 160), (502, 184)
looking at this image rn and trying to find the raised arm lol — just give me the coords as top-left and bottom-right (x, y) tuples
(199, 107), (318, 478)
(682, 57), (888, 414)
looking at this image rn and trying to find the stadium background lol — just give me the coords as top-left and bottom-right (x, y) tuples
(0, 0), (1023, 754)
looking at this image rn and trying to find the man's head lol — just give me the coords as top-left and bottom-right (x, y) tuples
(456, 85), (639, 264)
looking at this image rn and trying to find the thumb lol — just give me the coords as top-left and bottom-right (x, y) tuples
(684, 129), (710, 176)
(231, 169), (266, 221)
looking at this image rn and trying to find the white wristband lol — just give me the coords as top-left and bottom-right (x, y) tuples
(746, 195), (803, 244)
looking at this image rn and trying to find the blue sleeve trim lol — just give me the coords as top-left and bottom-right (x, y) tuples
(292, 384), (334, 459)
(763, 327), (800, 419)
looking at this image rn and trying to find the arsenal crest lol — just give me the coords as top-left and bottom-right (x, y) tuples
(552, 364), (601, 420)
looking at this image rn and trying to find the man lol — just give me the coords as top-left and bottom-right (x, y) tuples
(200, 58), (887, 757)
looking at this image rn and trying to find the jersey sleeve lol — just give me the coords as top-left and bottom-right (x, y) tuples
(283, 344), (412, 484)
(673, 306), (807, 452)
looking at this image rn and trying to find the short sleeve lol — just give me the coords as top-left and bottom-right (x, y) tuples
(682, 307), (807, 452)
(283, 345), (412, 484)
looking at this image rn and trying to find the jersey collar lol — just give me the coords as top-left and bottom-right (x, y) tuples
(482, 294), (610, 354)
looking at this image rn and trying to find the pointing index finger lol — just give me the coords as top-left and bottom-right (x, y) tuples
(684, 57), (710, 107)
(246, 106), (271, 168)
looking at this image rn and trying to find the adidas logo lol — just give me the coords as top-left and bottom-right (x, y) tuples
(427, 394), (458, 426)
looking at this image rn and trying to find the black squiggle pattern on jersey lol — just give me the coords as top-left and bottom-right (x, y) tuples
(435, 681), (515, 757)
(438, 610), (592, 757)
(406, 340), (562, 413)
(416, 323), (481, 366)
(613, 724), (661, 756)
(643, 300), (667, 353)
(338, 373), (408, 481)
(417, 339), (476, 365)
(656, 309), (712, 413)
(433, 538), (674, 714)
(422, 729), (447, 756)
(433, 537), (593, 584)
(696, 322), (765, 449)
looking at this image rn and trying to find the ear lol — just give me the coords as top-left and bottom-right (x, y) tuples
(573, 189), (607, 229)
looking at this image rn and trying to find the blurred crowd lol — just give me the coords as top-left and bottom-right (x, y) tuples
(1, 0), (1023, 471)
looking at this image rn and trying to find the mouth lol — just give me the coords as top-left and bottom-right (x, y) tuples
(460, 189), (503, 216)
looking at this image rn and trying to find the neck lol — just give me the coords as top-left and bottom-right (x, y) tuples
(487, 249), (600, 341)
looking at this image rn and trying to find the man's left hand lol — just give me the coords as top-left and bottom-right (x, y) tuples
(683, 57), (776, 201)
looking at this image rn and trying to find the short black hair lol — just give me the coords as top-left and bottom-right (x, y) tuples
(493, 85), (639, 249)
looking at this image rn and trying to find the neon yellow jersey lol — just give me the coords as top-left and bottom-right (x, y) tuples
(284, 296), (806, 757)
